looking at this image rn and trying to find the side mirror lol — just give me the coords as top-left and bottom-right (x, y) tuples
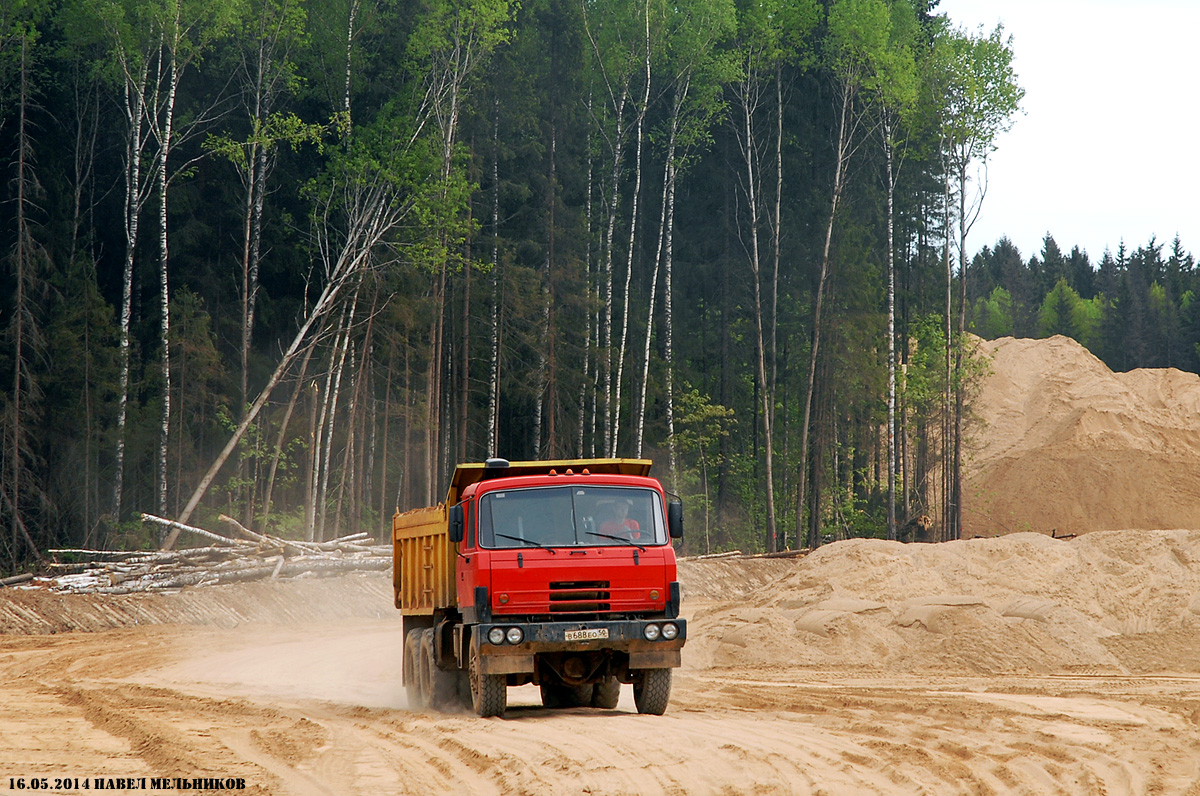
(667, 501), (684, 540)
(448, 503), (465, 544)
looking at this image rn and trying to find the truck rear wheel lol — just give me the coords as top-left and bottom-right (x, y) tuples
(469, 646), (506, 718)
(420, 628), (457, 710)
(403, 629), (423, 708)
(591, 676), (621, 709)
(633, 669), (672, 715)
(540, 682), (592, 708)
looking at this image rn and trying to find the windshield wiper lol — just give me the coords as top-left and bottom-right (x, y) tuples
(585, 531), (647, 552)
(494, 533), (558, 553)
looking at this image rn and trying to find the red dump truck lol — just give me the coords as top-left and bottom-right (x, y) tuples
(393, 458), (685, 717)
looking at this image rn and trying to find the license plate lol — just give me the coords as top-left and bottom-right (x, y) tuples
(565, 628), (609, 641)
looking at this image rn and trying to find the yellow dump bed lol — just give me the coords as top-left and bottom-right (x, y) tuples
(392, 504), (455, 614)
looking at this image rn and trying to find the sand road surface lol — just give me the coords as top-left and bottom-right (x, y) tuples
(5, 534), (1200, 796)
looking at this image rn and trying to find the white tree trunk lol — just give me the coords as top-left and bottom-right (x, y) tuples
(600, 86), (627, 457)
(155, 30), (180, 522)
(635, 86), (681, 457)
(168, 165), (413, 542)
(113, 47), (152, 521)
(884, 114), (898, 541)
(734, 62), (777, 552)
(664, 161), (678, 492)
(611, 4), (652, 459)
(487, 101), (501, 456)
(797, 79), (854, 549)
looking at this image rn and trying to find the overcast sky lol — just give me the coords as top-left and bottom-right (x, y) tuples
(935, 0), (1200, 264)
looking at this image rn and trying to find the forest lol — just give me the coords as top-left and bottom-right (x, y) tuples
(0, 0), (1186, 572)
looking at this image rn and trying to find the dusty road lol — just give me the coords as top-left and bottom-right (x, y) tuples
(3, 611), (1200, 795)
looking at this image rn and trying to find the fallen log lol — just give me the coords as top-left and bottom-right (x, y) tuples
(684, 550), (743, 561)
(142, 513), (253, 548)
(217, 514), (314, 555)
(315, 532), (372, 549)
(42, 514), (391, 594)
(84, 556), (390, 594)
(48, 548), (144, 559)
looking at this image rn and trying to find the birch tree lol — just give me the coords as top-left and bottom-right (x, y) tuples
(935, 21), (1022, 539)
(408, 0), (514, 498)
(583, 0), (646, 457)
(93, 0), (156, 521)
(633, 0), (736, 467)
(206, 0), (318, 522)
(167, 98), (447, 540)
(797, 0), (886, 549)
(731, 0), (816, 552)
(867, 0), (917, 541)
(147, 0), (238, 521)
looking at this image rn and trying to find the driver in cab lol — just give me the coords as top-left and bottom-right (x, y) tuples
(599, 498), (641, 540)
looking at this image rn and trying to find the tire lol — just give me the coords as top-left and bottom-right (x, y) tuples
(469, 645), (506, 718)
(633, 669), (672, 715)
(403, 629), (423, 709)
(456, 670), (472, 710)
(591, 676), (621, 709)
(539, 682), (564, 709)
(420, 628), (457, 711)
(539, 682), (592, 709)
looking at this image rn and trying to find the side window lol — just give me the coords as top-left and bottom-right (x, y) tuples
(466, 499), (476, 547)
(478, 496), (494, 547)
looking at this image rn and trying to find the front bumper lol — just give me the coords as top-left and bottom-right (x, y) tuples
(474, 618), (686, 675)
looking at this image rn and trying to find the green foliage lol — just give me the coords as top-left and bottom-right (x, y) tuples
(972, 285), (1013, 339)
(1037, 278), (1100, 348)
(823, 452), (886, 541)
(7, 0), (1200, 573)
(407, 0), (516, 66)
(674, 384), (735, 553)
(658, 0), (738, 162)
(934, 21), (1024, 170)
(827, 0), (892, 88)
(902, 313), (947, 413)
(205, 113), (328, 170)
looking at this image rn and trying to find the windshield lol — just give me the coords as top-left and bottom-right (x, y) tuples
(477, 486), (666, 549)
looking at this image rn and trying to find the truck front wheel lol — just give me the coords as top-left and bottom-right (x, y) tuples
(469, 646), (507, 718)
(633, 669), (672, 715)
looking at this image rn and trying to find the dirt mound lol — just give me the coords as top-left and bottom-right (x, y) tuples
(0, 573), (391, 634)
(686, 530), (1200, 675)
(0, 558), (785, 635)
(963, 335), (1200, 538)
(676, 557), (797, 602)
(10, 529), (1200, 680)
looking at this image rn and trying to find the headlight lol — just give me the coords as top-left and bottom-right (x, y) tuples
(661, 622), (679, 640)
(488, 627), (506, 645)
(643, 623), (661, 641)
(505, 626), (524, 645)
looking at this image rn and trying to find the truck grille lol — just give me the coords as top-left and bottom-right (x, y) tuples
(549, 581), (611, 613)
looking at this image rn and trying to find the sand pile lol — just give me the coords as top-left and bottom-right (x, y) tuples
(963, 335), (1200, 538)
(677, 557), (797, 602)
(685, 530), (1200, 675)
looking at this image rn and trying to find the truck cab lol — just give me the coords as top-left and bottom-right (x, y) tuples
(394, 458), (685, 717)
